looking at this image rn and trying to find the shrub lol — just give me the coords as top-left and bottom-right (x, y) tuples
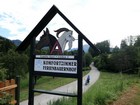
(0, 49), (28, 78)
(0, 92), (12, 105)
(0, 68), (7, 81)
(82, 67), (91, 71)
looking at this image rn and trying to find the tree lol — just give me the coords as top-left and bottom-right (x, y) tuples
(95, 40), (110, 54)
(93, 53), (109, 71)
(110, 51), (131, 73)
(126, 36), (137, 46)
(134, 36), (140, 47)
(112, 46), (120, 53)
(0, 49), (28, 78)
(83, 53), (92, 67)
(120, 39), (128, 49)
(0, 37), (15, 53)
(109, 44), (137, 73)
(0, 63), (7, 81)
(93, 35), (140, 74)
(88, 47), (96, 57)
(134, 36), (140, 67)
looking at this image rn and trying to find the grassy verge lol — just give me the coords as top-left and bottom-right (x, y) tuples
(20, 70), (89, 101)
(127, 84), (140, 105)
(49, 72), (140, 105)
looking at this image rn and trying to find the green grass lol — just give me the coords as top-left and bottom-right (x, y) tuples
(20, 70), (89, 101)
(128, 84), (140, 105)
(20, 76), (75, 101)
(49, 72), (140, 105)
(132, 92), (140, 105)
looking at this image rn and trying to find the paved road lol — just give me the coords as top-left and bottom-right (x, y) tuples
(20, 63), (100, 105)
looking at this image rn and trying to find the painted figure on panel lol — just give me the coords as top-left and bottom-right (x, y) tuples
(36, 28), (75, 54)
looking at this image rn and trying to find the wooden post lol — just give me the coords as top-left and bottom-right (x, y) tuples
(77, 34), (83, 105)
(11, 79), (15, 95)
(15, 76), (20, 105)
(28, 37), (35, 105)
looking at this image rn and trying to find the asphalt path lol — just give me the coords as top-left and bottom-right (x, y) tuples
(20, 63), (100, 105)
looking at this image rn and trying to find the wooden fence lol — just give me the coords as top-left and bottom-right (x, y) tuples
(0, 77), (20, 105)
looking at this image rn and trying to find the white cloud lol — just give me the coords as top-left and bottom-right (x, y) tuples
(0, 0), (140, 47)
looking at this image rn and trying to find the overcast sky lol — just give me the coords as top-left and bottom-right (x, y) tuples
(0, 0), (140, 47)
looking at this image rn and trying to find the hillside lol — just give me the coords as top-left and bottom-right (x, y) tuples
(12, 39), (22, 46)
(0, 36), (16, 53)
(0, 35), (90, 52)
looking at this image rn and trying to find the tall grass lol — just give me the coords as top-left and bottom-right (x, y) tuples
(20, 70), (89, 101)
(50, 72), (140, 105)
(20, 76), (75, 101)
(130, 84), (140, 105)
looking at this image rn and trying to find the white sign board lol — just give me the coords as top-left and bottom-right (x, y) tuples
(36, 55), (75, 59)
(34, 59), (77, 74)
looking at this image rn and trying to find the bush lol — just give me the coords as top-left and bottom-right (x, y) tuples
(0, 49), (28, 78)
(82, 67), (91, 71)
(0, 65), (12, 105)
(0, 67), (7, 81)
(0, 92), (12, 105)
(83, 53), (92, 68)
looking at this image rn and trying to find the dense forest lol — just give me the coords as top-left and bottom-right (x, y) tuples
(89, 35), (140, 75)
(0, 35), (140, 81)
(0, 36), (29, 80)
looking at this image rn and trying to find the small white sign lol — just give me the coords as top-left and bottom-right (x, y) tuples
(34, 59), (77, 74)
(36, 55), (75, 59)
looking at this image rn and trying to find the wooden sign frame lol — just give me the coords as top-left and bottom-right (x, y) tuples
(17, 5), (100, 105)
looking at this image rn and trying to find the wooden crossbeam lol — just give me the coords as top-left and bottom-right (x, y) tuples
(0, 79), (18, 105)
(34, 89), (77, 97)
(0, 84), (17, 91)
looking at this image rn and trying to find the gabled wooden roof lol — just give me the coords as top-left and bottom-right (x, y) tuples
(16, 5), (100, 54)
